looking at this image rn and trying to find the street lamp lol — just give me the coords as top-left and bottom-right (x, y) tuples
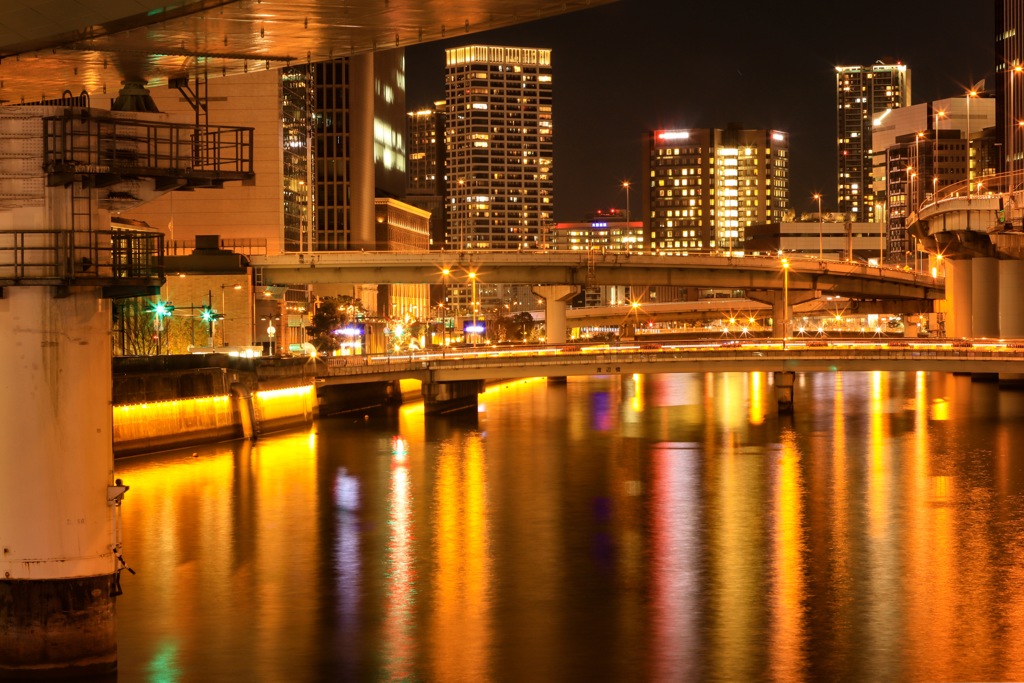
(468, 270), (478, 345)
(441, 267), (451, 348)
(781, 257), (789, 349)
(812, 193), (823, 261)
(967, 88), (978, 200)
(932, 110), (945, 202)
(220, 283), (241, 346)
(1011, 64), (1022, 189)
(622, 180), (631, 252)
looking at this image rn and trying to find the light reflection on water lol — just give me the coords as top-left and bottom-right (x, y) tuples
(113, 372), (1024, 682)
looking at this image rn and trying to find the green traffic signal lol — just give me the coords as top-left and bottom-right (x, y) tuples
(151, 300), (174, 317)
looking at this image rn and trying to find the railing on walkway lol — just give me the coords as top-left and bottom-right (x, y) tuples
(42, 109), (254, 184)
(0, 228), (163, 286)
(317, 339), (1024, 380)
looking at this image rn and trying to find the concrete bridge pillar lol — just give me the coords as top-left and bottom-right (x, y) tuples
(422, 379), (484, 414)
(947, 259), (973, 338)
(532, 285), (579, 344)
(0, 287), (120, 678)
(769, 291), (789, 339)
(774, 371), (795, 413)
(999, 260), (1024, 339)
(972, 257), (999, 338)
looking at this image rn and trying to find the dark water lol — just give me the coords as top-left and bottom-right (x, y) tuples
(112, 371), (1024, 682)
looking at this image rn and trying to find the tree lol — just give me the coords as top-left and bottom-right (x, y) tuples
(305, 296), (366, 353)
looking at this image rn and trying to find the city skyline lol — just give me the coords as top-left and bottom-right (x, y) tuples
(406, 0), (995, 222)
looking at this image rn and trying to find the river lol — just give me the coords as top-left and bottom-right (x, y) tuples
(111, 371), (1024, 682)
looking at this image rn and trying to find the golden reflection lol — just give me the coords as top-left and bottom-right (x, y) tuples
(382, 453), (416, 679)
(770, 431), (807, 681)
(865, 371), (899, 678)
(116, 429), (322, 682)
(631, 374), (645, 413)
(430, 435), (492, 680)
(709, 431), (762, 681)
(649, 444), (700, 680)
(829, 374), (852, 661)
(749, 372), (764, 425)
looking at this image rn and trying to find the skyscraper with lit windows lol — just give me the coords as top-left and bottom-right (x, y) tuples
(836, 62), (911, 218)
(642, 125), (790, 255)
(444, 45), (554, 250)
(997, 0), (1024, 174)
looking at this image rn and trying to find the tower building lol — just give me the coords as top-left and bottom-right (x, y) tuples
(643, 125), (790, 255)
(836, 63), (911, 217)
(444, 45), (554, 250)
(997, 0), (1024, 174)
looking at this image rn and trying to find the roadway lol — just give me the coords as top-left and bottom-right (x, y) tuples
(252, 250), (945, 301)
(314, 338), (1024, 385)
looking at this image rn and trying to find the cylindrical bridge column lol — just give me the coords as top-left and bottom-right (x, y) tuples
(947, 259), (973, 338)
(0, 287), (120, 678)
(1000, 260), (1024, 339)
(972, 256), (999, 338)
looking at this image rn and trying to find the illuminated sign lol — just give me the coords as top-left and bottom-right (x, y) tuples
(464, 322), (486, 335)
(658, 131), (690, 140)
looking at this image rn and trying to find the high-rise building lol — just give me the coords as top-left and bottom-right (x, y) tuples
(836, 63), (911, 218)
(444, 45), (554, 250)
(406, 101), (448, 249)
(998, 0), (1024, 175)
(871, 95), (995, 262)
(642, 125), (790, 255)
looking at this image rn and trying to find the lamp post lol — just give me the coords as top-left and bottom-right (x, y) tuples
(622, 180), (631, 252)
(967, 88), (977, 200)
(813, 193), (823, 261)
(932, 110), (945, 204)
(1011, 65), (1022, 190)
(441, 267), (450, 349)
(781, 257), (789, 349)
(469, 270), (478, 345)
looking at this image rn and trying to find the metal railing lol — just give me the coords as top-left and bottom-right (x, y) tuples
(0, 228), (163, 285)
(42, 109), (253, 182)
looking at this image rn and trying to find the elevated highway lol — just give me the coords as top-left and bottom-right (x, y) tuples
(909, 171), (1024, 339)
(252, 250), (943, 299)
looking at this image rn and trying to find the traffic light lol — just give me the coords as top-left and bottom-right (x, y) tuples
(200, 305), (214, 323)
(150, 300), (174, 318)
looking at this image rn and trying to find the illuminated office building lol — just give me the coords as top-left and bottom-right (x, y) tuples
(443, 45), (554, 314)
(314, 50), (407, 251)
(643, 125), (790, 255)
(406, 101), (448, 248)
(444, 45), (554, 250)
(836, 62), (911, 217)
(997, 0), (1024, 174)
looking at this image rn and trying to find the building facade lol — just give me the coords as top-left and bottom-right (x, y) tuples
(872, 95), (995, 262)
(997, 0), (1024, 175)
(642, 125), (790, 256)
(836, 63), (911, 218)
(444, 45), (554, 250)
(406, 101), (448, 249)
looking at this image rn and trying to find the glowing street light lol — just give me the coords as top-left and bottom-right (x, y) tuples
(813, 193), (823, 261)
(469, 270), (478, 345)
(781, 257), (789, 349)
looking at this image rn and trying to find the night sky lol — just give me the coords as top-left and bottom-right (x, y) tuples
(405, 0), (995, 222)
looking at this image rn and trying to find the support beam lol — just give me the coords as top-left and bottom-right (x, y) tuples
(532, 285), (579, 345)
(422, 379), (484, 414)
(774, 371), (795, 413)
(972, 257), (999, 338)
(0, 287), (119, 678)
(948, 259), (973, 338)
(1000, 260), (1024, 339)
